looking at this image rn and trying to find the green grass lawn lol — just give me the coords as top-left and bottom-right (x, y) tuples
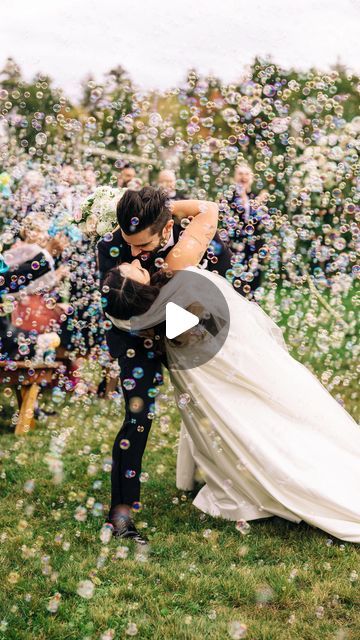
(0, 282), (359, 640)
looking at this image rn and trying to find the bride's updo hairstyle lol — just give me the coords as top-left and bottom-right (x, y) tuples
(117, 186), (171, 235)
(102, 266), (170, 321)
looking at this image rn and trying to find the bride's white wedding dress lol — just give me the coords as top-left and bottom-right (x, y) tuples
(168, 268), (360, 543)
(110, 265), (360, 542)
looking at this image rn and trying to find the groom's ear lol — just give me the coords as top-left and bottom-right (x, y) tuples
(163, 219), (174, 234)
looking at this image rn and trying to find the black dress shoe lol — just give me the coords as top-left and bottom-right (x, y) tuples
(110, 514), (149, 545)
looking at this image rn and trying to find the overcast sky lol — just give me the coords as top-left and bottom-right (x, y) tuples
(1, 0), (360, 98)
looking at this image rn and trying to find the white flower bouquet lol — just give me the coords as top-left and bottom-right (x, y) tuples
(79, 186), (126, 239)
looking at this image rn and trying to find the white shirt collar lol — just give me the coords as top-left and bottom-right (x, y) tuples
(158, 227), (175, 253)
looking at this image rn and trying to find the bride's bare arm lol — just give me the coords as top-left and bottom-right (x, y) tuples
(165, 200), (218, 270)
(169, 199), (215, 221)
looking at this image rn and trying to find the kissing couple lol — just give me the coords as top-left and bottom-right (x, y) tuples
(98, 187), (360, 545)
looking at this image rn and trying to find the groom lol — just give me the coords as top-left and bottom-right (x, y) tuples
(97, 186), (241, 542)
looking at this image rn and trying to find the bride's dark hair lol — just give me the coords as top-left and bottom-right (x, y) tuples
(102, 267), (171, 320)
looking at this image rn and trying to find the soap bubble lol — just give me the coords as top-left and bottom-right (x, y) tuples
(99, 523), (114, 544)
(47, 592), (61, 613)
(235, 520), (251, 535)
(228, 621), (247, 639)
(77, 579), (95, 599)
(35, 132), (47, 146)
(125, 622), (138, 636)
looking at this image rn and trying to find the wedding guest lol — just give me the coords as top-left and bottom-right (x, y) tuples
(59, 231), (105, 358)
(157, 169), (186, 200)
(117, 163), (137, 188)
(5, 215), (69, 358)
(224, 163), (268, 296)
(55, 164), (89, 223)
(4, 213), (69, 296)
(17, 169), (47, 217)
(83, 166), (97, 192)
(0, 235), (66, 360)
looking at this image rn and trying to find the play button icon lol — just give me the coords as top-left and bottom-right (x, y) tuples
(165, 302), (199, 339)
(130, 268), (231, 370)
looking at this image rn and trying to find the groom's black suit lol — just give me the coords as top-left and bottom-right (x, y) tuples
(97, 223), (239, 515)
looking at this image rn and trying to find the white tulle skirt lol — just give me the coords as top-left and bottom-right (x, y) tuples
(173, 268), (360, 543)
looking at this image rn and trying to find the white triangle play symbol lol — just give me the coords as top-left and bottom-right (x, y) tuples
(165, 302), (199, 340)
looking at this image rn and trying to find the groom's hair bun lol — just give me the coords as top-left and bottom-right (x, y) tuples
(117, 186), (171, 235)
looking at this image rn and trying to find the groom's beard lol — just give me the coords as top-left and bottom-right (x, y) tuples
(138, 242), (162, 261)
(141, 235), (169, 258)
(151, 240), (164, 255)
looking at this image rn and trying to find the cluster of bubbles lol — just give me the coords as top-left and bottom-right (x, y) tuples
(228, 621), (248, 639)
(0, 397), (154, 633)
(0, 57), (359, 636)
(0, 57), (357, 411)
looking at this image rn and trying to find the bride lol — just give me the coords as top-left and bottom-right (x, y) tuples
(103, 199), (360, 543)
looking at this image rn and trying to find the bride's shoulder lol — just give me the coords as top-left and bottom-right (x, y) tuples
(184, 265), (201, 274)
(184, 265), (216, 277)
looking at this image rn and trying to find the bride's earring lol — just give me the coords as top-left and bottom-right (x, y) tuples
(160, 235), (167, 247)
